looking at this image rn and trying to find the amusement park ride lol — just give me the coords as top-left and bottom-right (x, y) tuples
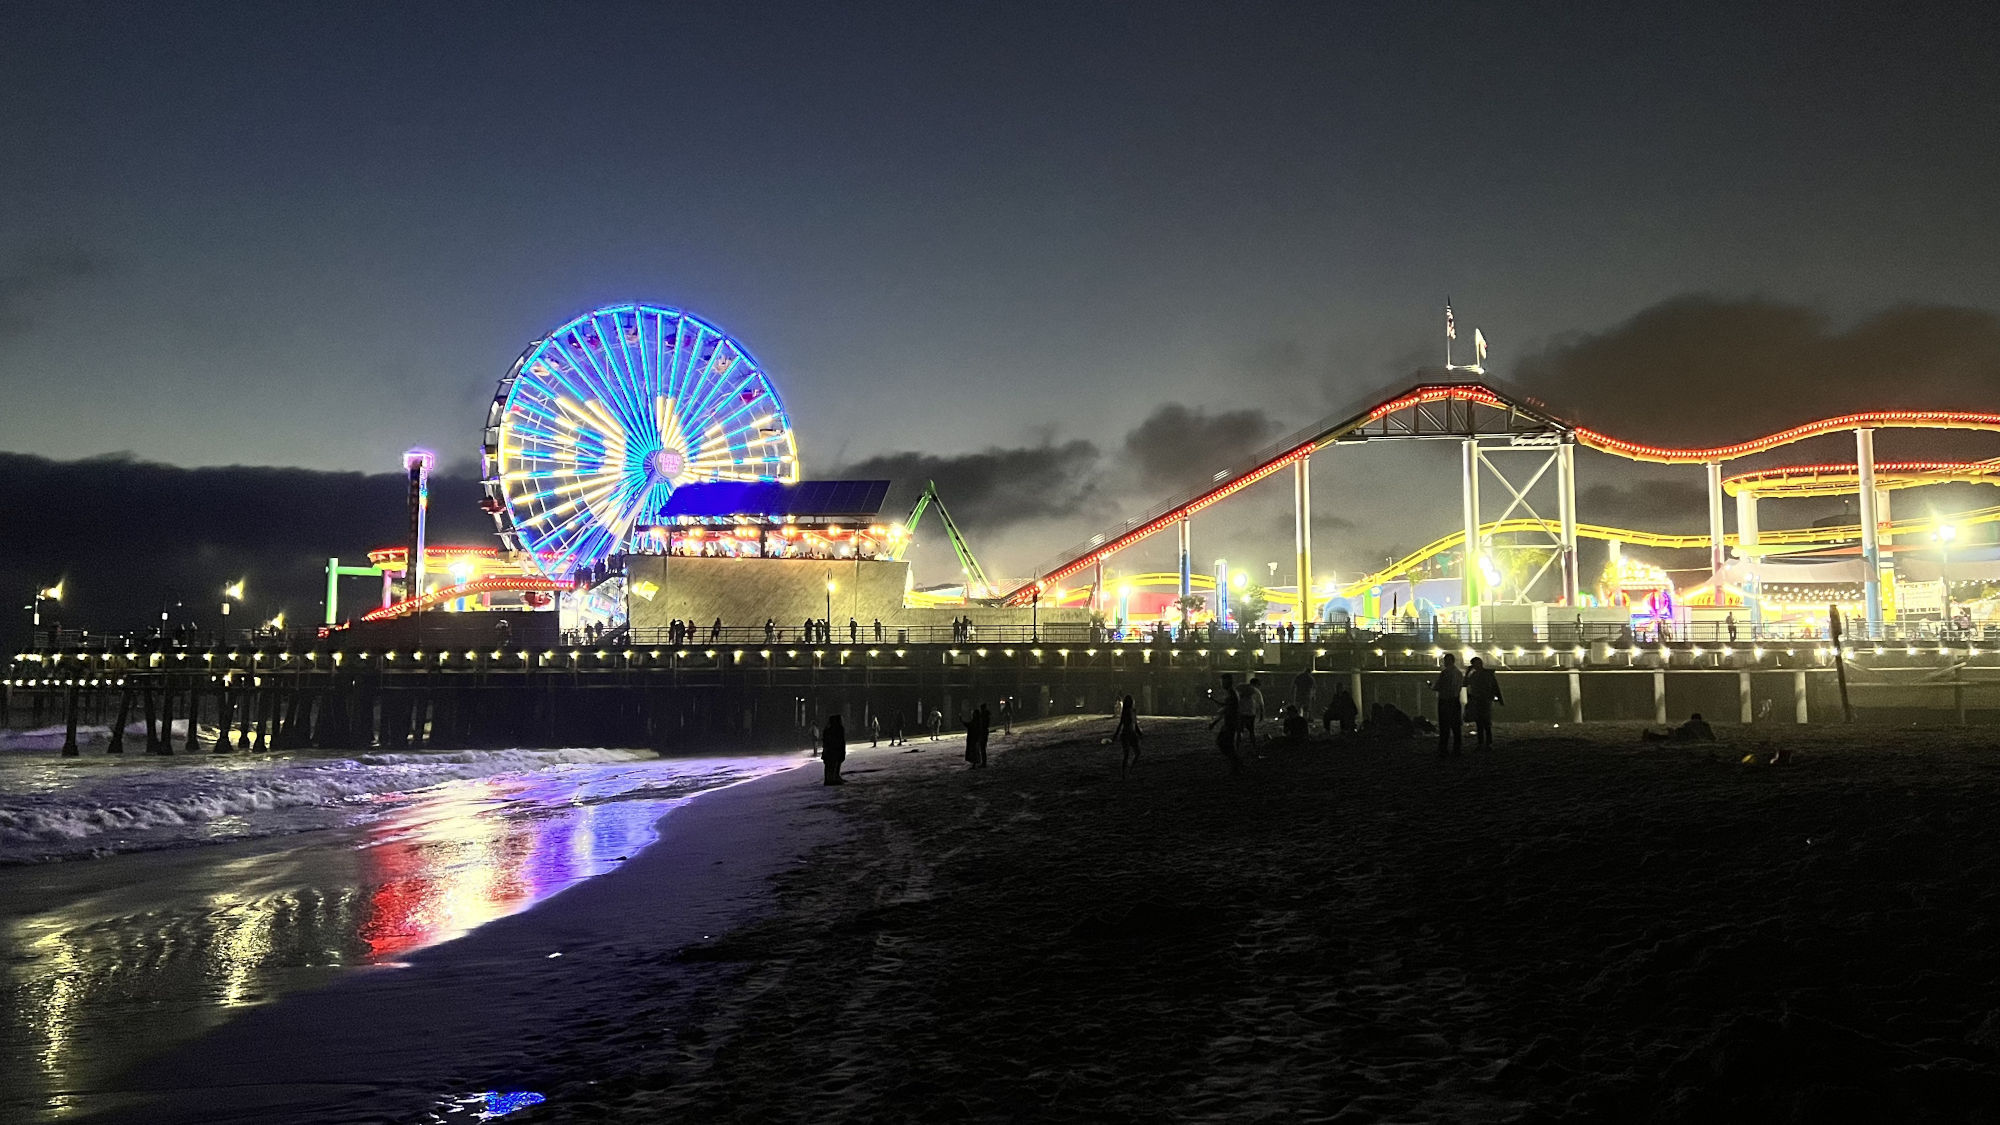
(330, 302), (2000, 641)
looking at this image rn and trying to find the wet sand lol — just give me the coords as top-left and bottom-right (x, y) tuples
(516, 718), (2000, 1123)
(2, 754), (791, 1123)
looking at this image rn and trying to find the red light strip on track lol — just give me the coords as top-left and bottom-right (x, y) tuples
(1724, 460), (2000, 492)
(1004, 383), (2000, 606)
(361, 575), (568, 621)
(1577, 411), (2000, 464)
(1003, 444), (1314, 604)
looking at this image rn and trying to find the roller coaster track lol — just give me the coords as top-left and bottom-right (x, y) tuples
(1336, 505), (2000, 597)
(360, 575), (567, 621)
(1000, 381), (2000, 606)
(1723, 459), (2000, 498)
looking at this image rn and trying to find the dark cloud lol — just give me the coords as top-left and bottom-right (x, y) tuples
(1576, 478), (1712, 530)
(1120, 404), (1278, 496)
(0, 452), (492, 651)
(0, 241), (103, 338)
(831, 440), (1103, 532)
(1513, 297), (2000, 444)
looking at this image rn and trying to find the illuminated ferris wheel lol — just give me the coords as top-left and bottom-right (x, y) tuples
(482, 303), (800, 578)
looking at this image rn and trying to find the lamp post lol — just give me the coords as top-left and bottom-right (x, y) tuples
(30, 581), (61, 642)
(1032, 579), (1041, 642)
(825, 573), (834, 637)
(222, 580), (245, 644)
(1935, 522), (1959, 628)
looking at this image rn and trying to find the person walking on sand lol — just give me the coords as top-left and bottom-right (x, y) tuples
(1464, 656), (1504, 750)
(1210, 674), (1244, 775)
(891, 710), (908, 748)
(929, 708), (943, 741)
(1292, 666), (1316, 722)
(1114, 694), (1143, 775)
(1236, 676), (1266, 750)
(869, 713), (881, 747)
(999, 697), (1012, 735)
(821, 715), (847, 785)
(1433, 653), (1464, 758)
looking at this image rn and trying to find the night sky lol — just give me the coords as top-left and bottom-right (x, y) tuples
(6, 2), (2000, 644)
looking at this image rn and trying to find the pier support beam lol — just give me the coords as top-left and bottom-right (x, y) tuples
(1558, 441), (1579, 606)
(1567, 670), (1583, 724)
(1461, 440), (1481, 617)
(1652, 670), (1667, 726)
(1857, 428), (1883, 633)
(1739, 671), (1753, 725)
(1736, 490), (1761, 626)
(1706, 461), (1726, 577)
(1294, 455), (1313, 628)
(1794, 670), (1809, 725)
(1177, 517), (1192, 605)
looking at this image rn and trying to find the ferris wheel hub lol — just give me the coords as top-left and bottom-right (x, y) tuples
(651, 448), (686, 478)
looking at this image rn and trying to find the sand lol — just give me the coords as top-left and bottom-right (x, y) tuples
(492, 717), (2000, 1124)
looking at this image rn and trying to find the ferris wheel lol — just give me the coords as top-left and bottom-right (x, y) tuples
(482, 303), (800, 578)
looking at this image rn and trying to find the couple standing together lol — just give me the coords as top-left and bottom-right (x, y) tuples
(1432, 653), (1503, 756)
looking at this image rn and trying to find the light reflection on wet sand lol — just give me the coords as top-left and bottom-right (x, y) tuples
(0, 756), (781, 1121)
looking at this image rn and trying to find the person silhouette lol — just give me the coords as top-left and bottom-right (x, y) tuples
(821, 715), (847, 785)
(1433, 653), (1464, 758)
(1114, 695), (1142, 775)
(1464, 656), (1504, 750)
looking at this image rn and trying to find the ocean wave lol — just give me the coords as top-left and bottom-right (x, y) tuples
(0, 745), (655, 862)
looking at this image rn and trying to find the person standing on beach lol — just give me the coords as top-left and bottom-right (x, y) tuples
(1433, 653), (1464, 758)
(1114, 695), (1142, 775)
(1463, 657), (1504, 750)
(999, 697), (1012, 735)
(1237, 676), (1266, 750)
(821, 715), (847, 785)
(1210, 674), (1244, 775)
(869, 713), (881, 747)
(929, 709), (943, 740)
(1292, 667), (1315, 721)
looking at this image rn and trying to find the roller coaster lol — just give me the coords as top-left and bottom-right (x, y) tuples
(1003, 380), (2000, 630)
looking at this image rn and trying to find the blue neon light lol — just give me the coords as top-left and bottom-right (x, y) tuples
(484, 304), (799, 578)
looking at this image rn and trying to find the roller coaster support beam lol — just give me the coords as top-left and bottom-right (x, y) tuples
(1857, 428), (1883, 631)
(1558, 441), (1579, 605)
(1706, 462), (1726, 577)
(1177, 517), (1192, 604)
(1736, 491), (1761, 625)
(1461, 440), (1481, 613)
(1294, 456), (1313, 627)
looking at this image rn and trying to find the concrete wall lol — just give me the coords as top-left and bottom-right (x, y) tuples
(625, 555), (1088, 632)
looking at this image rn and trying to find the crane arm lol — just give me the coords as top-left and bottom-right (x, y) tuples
(892, 480), (995, 598)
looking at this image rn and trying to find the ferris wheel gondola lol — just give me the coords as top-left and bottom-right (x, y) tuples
(482, 303), (799, 578)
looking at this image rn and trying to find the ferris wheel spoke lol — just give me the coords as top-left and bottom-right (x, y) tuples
(494, 305), (797, 578)
(591, 311), (653, 437)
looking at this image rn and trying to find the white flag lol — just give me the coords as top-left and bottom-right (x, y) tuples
(1474, 329), (1488, 362)
(1445, 303), (1456, 340)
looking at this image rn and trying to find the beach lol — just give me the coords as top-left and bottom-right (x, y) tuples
(485, 716), (2000, 1123)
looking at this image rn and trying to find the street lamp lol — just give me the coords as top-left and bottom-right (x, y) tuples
(1935, 522), (1959, 625)
(30, 581), (62, 638)
(825, 574), (835, 633)
(222, 579), (245, 642)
